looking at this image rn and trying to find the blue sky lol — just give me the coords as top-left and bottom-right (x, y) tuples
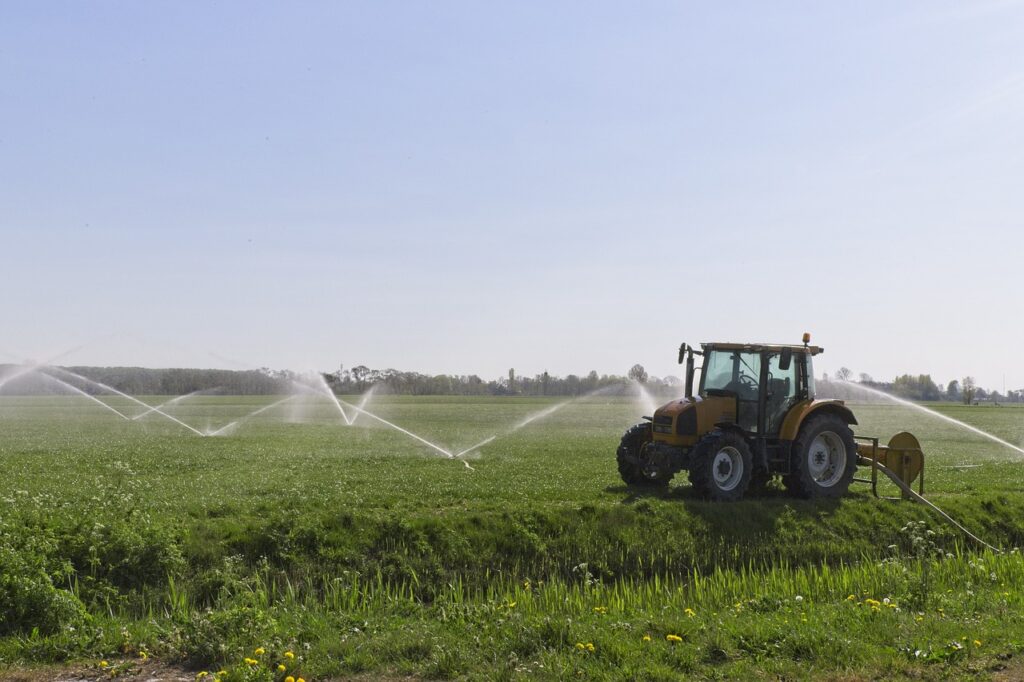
(2, 1), (1023, 389)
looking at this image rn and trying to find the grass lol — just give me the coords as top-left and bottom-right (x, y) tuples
(1, 393), (1023, 679)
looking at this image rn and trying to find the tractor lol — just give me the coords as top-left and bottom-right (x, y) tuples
(617, 334), (862, 500)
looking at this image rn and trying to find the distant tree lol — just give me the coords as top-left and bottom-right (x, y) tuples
(541, 371), (550, 395)
(961, 376), (976, 405)
(892, 374), (941, 401)
(835, 367), (853, 382)
(508, 368), (516, 394)
(628, 364), (648, 384)
(859, 373), (873, 384)
(350, 365), (371, 391)
(946, 380), (960, 401)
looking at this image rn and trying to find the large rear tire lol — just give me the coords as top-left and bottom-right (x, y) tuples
(617, 423), (673, 486)
(688, 431), (753, 501)
(784, 414), (857, 499)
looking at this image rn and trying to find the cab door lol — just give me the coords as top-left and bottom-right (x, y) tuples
(765, 352), (799, 435)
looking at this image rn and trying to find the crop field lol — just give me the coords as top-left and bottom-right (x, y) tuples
(2, 395), (1024, 680)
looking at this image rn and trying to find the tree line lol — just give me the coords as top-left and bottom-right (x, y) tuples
(1, 362), (1015, 402)
(0, 363), (679, 398)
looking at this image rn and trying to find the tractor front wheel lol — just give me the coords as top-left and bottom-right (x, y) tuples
(784, 414), (857, 498)
(689, 431), (753, 501)
(617, 423), (673, 486)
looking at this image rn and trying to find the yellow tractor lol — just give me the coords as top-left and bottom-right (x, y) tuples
(618, 334), (893, 500)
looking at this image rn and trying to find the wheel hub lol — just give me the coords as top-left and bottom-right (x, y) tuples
(807, 431), (847, 487)
(711, 446), (744, 491)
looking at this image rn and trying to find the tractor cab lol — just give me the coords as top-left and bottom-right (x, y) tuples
(695, 341), (818, 437)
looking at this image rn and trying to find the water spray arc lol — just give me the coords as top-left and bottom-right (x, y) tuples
(46, 367), (207, 437)
(840, 380), (1024, 458)
(337, 398), (456, 459)
(207, 395), (298, 436)
(132, 389), (210, 421)
(38, 373), (132, 420)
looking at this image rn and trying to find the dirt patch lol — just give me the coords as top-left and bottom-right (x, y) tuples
(0, 661), (193, 682)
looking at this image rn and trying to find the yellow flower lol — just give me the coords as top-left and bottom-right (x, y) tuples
(196, 673), (209, 680)
(666, 634), (683, 643)
(846, 594), (856, 601)
(296, 678), (306, 682)
(139, 651), (148, 660)
(684, 608), (696, 617)
(278, 664), (287, 672)
(642, 634), (651, 642)
(575, 642), (585, 650)
(100, 661), (109, 668)
(244, 657), (258, 665)
(216, 671), (227, 677)
(593, 606), (607, 614)
(284, 651), (295, 659)
(586, 643), (595, 652)
(254, 647), (266, 656)
(285, 677), (295, 682)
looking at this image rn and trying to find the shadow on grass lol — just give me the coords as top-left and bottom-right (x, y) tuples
(604, 481), (847, 549)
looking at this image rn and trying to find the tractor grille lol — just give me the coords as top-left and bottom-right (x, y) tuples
(653, 415), (673, 434)
(676, 409), (698, 436)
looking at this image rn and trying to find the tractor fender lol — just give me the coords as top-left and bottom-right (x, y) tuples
(778, 400), (858, 442)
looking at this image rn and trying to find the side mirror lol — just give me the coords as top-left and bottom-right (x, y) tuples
(678, 343), (687, 365)
(779, 348), (793, 371)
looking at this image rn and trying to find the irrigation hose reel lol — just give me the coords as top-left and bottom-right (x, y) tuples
(854, 431), (925, 500)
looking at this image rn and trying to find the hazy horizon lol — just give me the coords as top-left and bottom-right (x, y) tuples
(3, 2), (1023, 390)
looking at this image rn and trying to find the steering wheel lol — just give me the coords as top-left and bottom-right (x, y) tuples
(726, 374), (758, 398)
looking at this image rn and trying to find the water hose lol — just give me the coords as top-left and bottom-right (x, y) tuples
(864, 457), (1002, 553)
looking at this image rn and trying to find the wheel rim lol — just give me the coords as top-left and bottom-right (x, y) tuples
(638, 443), (664, 480)
(807, 431), (847, 487)
(712, 446), (744, 491)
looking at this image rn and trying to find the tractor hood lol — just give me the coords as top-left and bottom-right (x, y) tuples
(651, 394), (737, 445)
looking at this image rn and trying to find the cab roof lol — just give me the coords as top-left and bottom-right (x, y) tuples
(701, 342), (824, 356)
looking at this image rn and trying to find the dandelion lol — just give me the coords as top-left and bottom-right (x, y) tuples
(846, 594), (856, 601)
(795, 595), (803, 603)
(684, 608), (696, 618)
(974, 640), (982, 647)
(593, 606), (607, 614)
(196, 673), (209, 680)
(586, 643), (595, 652)
(139, 651), (148, 661)
(642, 635), (651, 642)
(278, 664), (287, 672)
(297, 678), (305, 682)
(100, 661), (109, 668)
(285, 678), (295, 682)
(254, 647), (266, 656)
(666, 634), (683, 643)
(244, 658), (258, 665)
(575, 642), (585, 650)
(217, 671), (227, 677)
(284, 651), (295, 660)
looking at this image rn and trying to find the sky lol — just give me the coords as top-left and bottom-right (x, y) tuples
(2, 1), (1023, 390)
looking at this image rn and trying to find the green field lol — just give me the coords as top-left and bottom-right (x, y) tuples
(2, 394), (1024, 680)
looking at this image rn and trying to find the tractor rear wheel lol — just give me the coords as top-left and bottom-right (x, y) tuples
(784, 414), (857, 498)
(617, 423), (673, 486)
(689, 431), (753, 501)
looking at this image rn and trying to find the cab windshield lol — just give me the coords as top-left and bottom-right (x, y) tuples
(701, 350), (761, 400)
